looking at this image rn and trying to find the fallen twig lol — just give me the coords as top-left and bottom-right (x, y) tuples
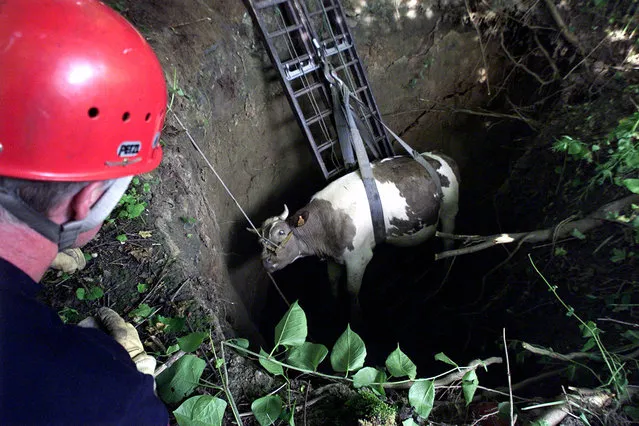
(436, 195), (639, 260)
(384, 357), (503, 390)
(508, 368), (567, 392)
(598, 317), (639, 328)
(522, 342), (600, 362)
(530, 387), (613, 426)
(154, 349), (186, 377)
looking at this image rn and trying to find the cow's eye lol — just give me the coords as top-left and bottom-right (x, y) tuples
(278, 230), (285, 236)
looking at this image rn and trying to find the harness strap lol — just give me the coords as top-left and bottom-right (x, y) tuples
(339, 84), (386, 245)
(0, 177), (132, 249)
(376, 119), (443, 199)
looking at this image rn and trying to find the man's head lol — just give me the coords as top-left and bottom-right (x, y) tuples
(0, 0), (167, 249)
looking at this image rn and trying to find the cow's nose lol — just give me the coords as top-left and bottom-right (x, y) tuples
(263, 258), (277, 272)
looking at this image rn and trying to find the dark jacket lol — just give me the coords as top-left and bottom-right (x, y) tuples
(0, 257), (168, 425)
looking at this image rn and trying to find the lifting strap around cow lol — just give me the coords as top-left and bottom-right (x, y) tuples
(323, 53), (443, 245)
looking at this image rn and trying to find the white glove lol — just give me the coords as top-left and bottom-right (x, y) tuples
(49, 248), (87, 273)
(80, 307), (157, 376)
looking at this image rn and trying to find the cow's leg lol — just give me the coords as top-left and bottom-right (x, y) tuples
(439, 205), (458, 251)
(344, 248), (374, 318)
(326, 260), (343, 299)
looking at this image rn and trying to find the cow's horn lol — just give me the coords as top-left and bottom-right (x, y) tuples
(278, 204), (289, 220)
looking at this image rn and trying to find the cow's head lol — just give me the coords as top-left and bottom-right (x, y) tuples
(250, 205), (309, 273)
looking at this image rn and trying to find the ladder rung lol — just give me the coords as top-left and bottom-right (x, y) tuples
(326, 168), (342, 179)
(317, 138), (338, 152)
(353, 86), (368, 95)
(267, 23), (303, 39)
(255, 0), (287, 9)
(293, 82), (324, 98)
(282, 53), (311, 69)
(305, 109), (332, 125)
(308, 5), (337, 17)
(334, 59), (358, 72)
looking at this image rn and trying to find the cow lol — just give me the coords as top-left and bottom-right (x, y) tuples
(251, 152), (460, 315)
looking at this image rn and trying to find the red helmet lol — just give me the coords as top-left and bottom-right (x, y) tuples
(0, 0), (167, 181)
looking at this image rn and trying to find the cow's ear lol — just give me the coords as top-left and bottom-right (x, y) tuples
(293, 210), (310, 227)
(247, 227), (261, 235)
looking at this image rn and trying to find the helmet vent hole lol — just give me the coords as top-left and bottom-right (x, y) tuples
(88, 107), (99, 118)
(122, 112), (131, 122)
(145, 113), (151, 122)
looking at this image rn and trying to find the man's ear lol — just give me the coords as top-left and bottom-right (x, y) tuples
(70, 182), (105, 221)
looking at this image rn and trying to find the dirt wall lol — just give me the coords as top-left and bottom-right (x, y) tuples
(111, 0), (514, 337)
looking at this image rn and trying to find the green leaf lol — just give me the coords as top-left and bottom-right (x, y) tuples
(330, 324), (367, 373)
(554, 246), (567, 256)
(228, 338), (249, 349)
(116, 234), (128, 243)
(571, 228), (586, 240)
(132, 177), (140, 186)
(127, 202), (146, 218)
(129, 303), (154, 319)
(580, 321), (598, 338)
(58, 307), (80, 323)
(434, 352), (458, 368)
(214, 359), (224, 369)
(259, 348), (284, 376)
(86, 286), (103, 301)
(402, 419), (419, 426)
(137, 283), (149, 293)
(166, 344), (179, 355)
(273, 301), (307, 349)
(76, 288), (86, 300)
(408, 380), (435, 419)
(611, 248), (628, 263)
(286, 342), (328, 371)
(174, 395), (227, 426)
(386, 344), (417, 379)
(285, 405), (296, 425)
(461, 370), (479, 405)
(251, 395), (283, 426)
(157, 315), (186, 334)
(623, 178), (639, 194)
(581, 338), (596, 352)
(156, 354), (206, 404)
(352, 367), (387, 395)
(178, 332), (208, 352)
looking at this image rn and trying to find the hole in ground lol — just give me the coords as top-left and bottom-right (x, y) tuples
(255, 115), (564, 393)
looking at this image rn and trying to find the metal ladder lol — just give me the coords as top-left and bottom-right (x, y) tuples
(245, 0), (394, 180)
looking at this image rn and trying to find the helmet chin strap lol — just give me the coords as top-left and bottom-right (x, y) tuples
(0, 176), (132, 250)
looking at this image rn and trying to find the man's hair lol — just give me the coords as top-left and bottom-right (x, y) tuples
(0, 177), (89, 224)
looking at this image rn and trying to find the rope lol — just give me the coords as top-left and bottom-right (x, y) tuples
(171, 112), (260, 232)
(171, 112), (291, 307)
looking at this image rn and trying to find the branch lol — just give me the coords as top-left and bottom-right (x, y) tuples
(522, 342), (600, 362)
(384, 357), (503, 389)
(530, 387), (613, 426)
(154, 350), (186, 377)
(543, 0), (585, 55)
(436, 195), (639, 260)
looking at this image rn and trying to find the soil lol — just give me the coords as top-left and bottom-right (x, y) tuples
(41, 0), (638, 425)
